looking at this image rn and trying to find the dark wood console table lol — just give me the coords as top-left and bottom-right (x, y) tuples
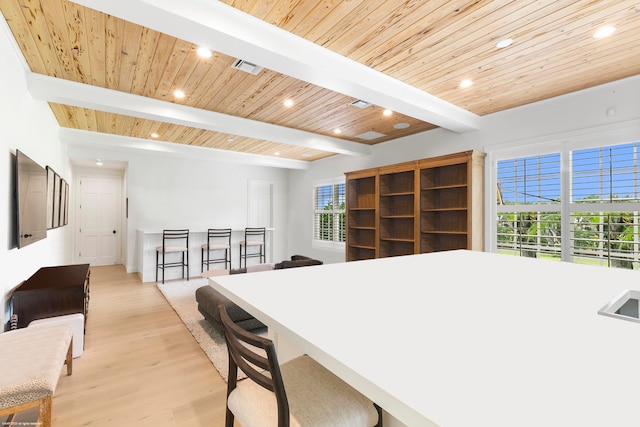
(11, 264), (90, 330)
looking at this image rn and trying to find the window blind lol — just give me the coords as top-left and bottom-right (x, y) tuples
(496, 153), (562, 258)
(497, 153), (561, 205)
(313, 182), (345, 243)
(572, 142), (640, 203)
(495, 141), (640, 270)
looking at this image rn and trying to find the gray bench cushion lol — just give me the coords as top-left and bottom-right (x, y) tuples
(196, 285), (265, 331)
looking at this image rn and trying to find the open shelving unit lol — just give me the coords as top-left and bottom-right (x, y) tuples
(346, 170), (378, 261)
(345, 151), (484, 261)
(420, 161), (471, 252)
(378, 163), (417, 258)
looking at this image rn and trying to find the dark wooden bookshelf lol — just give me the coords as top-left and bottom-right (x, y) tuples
(345, 151), (484, 261)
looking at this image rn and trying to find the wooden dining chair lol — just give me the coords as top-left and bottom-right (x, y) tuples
(219, 304), (382, 427)
(155, 229), (189, 284)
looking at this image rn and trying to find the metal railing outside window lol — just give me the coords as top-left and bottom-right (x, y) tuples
(570, 211), (640, 269)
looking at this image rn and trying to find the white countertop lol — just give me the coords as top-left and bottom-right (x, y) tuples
(211, 250), (640, 426)
(138, 228), (274, 234)
(135, 228), (275, 282)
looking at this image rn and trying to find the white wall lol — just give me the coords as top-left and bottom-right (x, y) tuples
(0, 24), (72, 328)
(287, 75), (640, 263)
(67, 144), (290, 275)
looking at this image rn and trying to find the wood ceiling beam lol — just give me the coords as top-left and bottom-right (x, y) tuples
(69, 0), (480, 133)
(27, 72), (370, 157)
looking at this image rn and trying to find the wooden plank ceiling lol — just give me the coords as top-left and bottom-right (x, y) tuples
(1, 0), (639, 163)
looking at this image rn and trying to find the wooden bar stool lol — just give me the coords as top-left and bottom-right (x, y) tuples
(201, 228), (232, 272)
(156, 229), (189, 284)
(239, 227), (266, 268)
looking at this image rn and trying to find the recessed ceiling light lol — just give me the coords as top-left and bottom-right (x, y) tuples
(96, 159), (103, 166)
(593, 26), (616, 39)
(173, 89), (185, 99)
(196, 46), (212, 58)
(284, 99), (294, 107)
(301, 153), (312, 158)
(496, 38), (514, 49)
(394, 123), (410, 130)
(274, 152), (280, 156)
(459, 79), (473, 88)
(226, 137), (234, 142)
(383, 109), (393, 116)
(150, 132), (159, 139)
(334, 128), (342, 134)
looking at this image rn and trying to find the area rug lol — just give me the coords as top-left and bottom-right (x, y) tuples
(157, 278), (237, 381)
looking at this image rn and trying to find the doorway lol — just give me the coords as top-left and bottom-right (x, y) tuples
(74, 168), (124, 266)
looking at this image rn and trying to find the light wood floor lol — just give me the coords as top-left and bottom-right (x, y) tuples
(52, 264), (229, 426)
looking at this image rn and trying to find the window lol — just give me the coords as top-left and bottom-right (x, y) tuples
(496, 153), (562, 258)
(495, 141), (640, 270)
(570, 143), (640, 268)
(313, 180), (345, 246)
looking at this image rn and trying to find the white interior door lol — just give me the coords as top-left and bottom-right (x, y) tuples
(77, 174), (122, 266)
(247, 179), (273, 227)
(247, 179), (273, 262)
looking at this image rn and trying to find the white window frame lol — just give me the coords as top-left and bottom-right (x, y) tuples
(487, 119), (640, 264)
(312, 177), (346, 251)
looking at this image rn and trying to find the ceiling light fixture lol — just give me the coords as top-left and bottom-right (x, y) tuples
(274, 152), (280, 156)
(96, 159), (103, 166)
(196, 46), (212, 58)
(394, 123), (410, 129)
(459, 79), (473, 88)
(150, 132), (159, 138)
(383, 109), (393, 116)
(284, 99), (294, 107)
(593, 26), (616, 39)
(334, 128), (342, 134)
(173, 89), (185, 99)
(496, 38), (514, 49)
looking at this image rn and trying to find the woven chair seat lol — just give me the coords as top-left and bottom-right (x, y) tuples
(0, 324), (73, 427)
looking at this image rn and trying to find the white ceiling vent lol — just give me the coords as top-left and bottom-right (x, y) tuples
(356, 130), (386, 140)
(350, 99), (371, 108)
(232, 59), (263, 75)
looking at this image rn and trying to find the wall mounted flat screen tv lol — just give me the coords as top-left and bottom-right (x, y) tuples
(15, 150), (47, 248)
